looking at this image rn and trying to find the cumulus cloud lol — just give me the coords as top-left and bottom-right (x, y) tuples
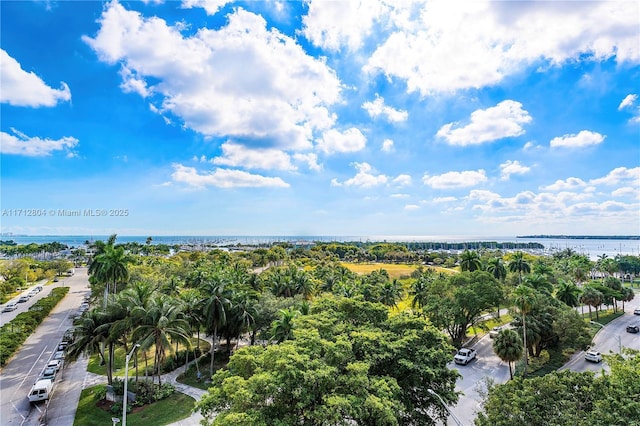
(1, 128), (78, 156)
(357, 1), (640, 95)
(381, 139), (394, 153)
(499, 160), (531, 180)
(589, 167), (640, 186)
(171, 164), (289, 189)
(317, 128), (367, 154)
(423, 170), (487, 189)
(84, 3), (341, 152)
(362, 95), (408, 123)
(332, 162), (388, 188)
(436, 101), (531, 146)
(611, 186), (639, 199)
(212, 142), (296, 171)
(181, 0), (231, 15)
(392, 174), (412, 187)
(541, 177), (588, 192)
(293, 152), (322, 171)
(0, 49), (71, 107)
(302, 1), (387, 51)
(618, 94), (637, 110)
(550, 130), (605, 148)
(432, 196), (457, 203)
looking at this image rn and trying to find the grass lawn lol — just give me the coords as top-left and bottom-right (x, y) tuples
(74, 385), (195, 426)
(340, 262), (456, 279)
(88, 338), (211, 376)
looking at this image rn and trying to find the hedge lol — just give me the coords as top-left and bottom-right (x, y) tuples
(0, 287), (69, 366)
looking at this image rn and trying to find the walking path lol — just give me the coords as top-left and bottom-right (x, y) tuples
(81, 357), (209, 425)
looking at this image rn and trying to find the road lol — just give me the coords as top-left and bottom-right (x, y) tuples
(0, 268), (90, 426)
(1, 279), (52, 327)
(560, 301), (640, 374)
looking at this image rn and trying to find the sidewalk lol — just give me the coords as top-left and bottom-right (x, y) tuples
(81, 358), (208, 425)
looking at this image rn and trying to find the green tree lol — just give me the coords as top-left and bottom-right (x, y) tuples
(487, 257), (507, 281)
(492, 329), (523, 379)
(270, 307), (299, 343)
(509, 251), (531, 284)
(199, 278), (232, 376)
(460, 250), (482, 272)
(513, 285), (536, 372)
(580, 286), (604, 321)
(555, 280), (581, 308)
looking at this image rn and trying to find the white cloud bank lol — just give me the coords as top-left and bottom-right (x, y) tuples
(84, 3), (341, 151)
(0, 49), (71, 107)
(436, 101), (531, 146)
(550, 130), (605, 148)
(171, 164), (290, 189)
(1, 128), (78, 156)
(423, 170), (487, 189)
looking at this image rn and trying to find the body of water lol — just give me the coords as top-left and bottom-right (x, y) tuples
(1, 234), (638, 260)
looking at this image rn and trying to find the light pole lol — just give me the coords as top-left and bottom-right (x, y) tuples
(123, 344), (140, 426)
(427, 388), (463, 426)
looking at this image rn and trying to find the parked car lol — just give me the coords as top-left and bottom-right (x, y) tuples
(28, 379), (53, 403)
(35, 285), (43, 292)
(40, 367), (57, 381)
(634, 308), (640, 315)
(2, 302), (18, 312)
(53, 351), (65, 360)
(47, 359), (62, 372)
(585, 350), (603, 363)
(626, 324), (640, 333)
(18, 295), (29, 303)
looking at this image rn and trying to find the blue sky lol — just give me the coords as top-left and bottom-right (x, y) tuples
(1, 0), (639, 237)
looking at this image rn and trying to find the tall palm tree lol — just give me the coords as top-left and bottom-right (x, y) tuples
(460, 250), (482, 272)
(409, 274), (432, 313)
(555, 280), (581, 307)
(580, 287), (603, 321)
(66, 309), (109, 377)
(492, 329), (523, 380)
(379, 279), (403, 308)
(509, 252), (531, 285)
(271, 308), (298, 343)
(199, 278), (232, 376)
(90, 243), (131, 308)
(523, 273), (553, 295)
(513, 284), (536, 376)
(487, 257), (507, 281)
(131, 295), (191, 385)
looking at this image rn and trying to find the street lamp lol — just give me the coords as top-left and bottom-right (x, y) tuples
(123, 344), (140, 426)
(427, 388), (463, 426)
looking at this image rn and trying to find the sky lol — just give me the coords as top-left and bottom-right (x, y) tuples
(1, 0), (639, 238)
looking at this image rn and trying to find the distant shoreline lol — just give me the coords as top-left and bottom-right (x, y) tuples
(517, 235), (640, 240)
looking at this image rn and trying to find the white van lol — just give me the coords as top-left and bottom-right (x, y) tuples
(28, 379), (53, 403)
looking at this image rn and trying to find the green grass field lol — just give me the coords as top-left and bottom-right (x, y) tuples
(73, 385), (195, 426)
(341, 262), (456, 279)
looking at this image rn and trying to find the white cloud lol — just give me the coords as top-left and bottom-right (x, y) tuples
(391, 193), (410, 198)
(611, 186), (639, 199)
(361, 1), (640, 95)
(392, 174), (412, 187)
(423, 170), (487, 189)
(541, 177), (588, 192)
(404, 204), (420, 211)
(0, 128), (78, 156)
(171, 164), (289, 189)
(589, 167), (640, 186)
(618, 94), (637, 110)
(499, 160), (531, 180)
(84, 3), (341, 151)
(181, 0), (231, 15)
(550, 130), (605, 148)
(317, 128), (367, 154)
(0, 49), (71, 107)
(212, 142), (296, 171)
(334, 162), (388, 188)
(381, 139), (394, 153)
(119, 66), (150, 97)
(436, 101), (531, 146)
(362, 95), (408, 123)
(302, 1), (388, 51)
(432, 196), (457, 203)
(293, 153), (322, 172)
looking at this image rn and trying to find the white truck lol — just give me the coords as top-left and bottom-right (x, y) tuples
(453, 348), (477, 365)
(28, 379), (53, 403)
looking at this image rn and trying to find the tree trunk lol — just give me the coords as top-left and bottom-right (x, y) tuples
(210, 324), (218, 377)
(522, 313), (528, 378)
(508, 361), (513, 380)
(588, 305), (592, 320)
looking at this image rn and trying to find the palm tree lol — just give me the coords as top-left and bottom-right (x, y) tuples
(555, 280), (581, 307)
(131, 295), (191, 385)
(492, 329), (523, 379)
(487, 257), (507, 281)
(199, 278), (232, 376)
(66, 309), (109, 376)
(379, 279), (403, 308)
(90, 242), (131, 308)
(409, 274), (432, 313)
(523, 273), (553, 295)
(271, 308), (299, 343)
(580, 286), (603, 321)
(460, 250), (482, 272)
(513, 284), (536, 375)
(509, 252), (531, 284)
